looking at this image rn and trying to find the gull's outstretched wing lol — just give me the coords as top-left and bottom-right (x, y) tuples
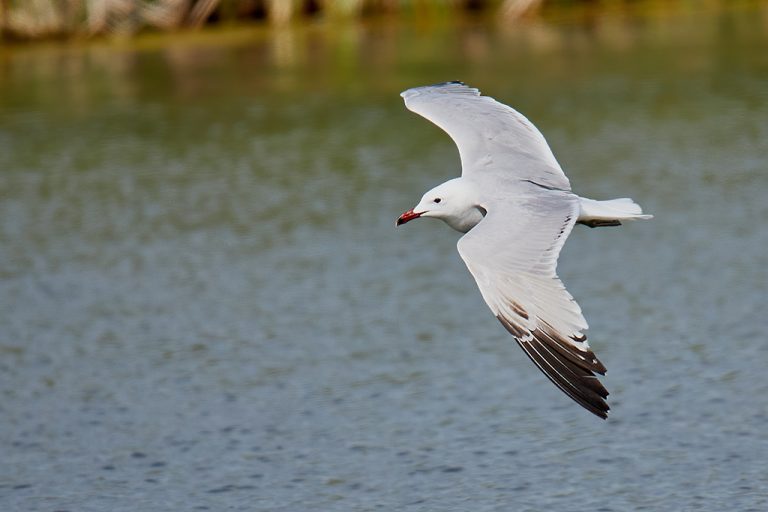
(457, 190), (610, 418)
(401, 82), (571, 191)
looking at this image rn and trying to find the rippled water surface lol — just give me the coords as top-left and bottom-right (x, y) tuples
(2, 5), (768, 511)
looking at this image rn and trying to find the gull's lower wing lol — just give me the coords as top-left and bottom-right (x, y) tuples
(457, 191), (610, 419)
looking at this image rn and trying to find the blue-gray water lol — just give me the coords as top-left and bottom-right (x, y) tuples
(1, 6), (768, 511)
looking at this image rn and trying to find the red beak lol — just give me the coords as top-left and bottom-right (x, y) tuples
(396, 208), (422, 226)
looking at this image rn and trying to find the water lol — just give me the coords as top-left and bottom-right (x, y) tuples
(1, 6), (768, 511)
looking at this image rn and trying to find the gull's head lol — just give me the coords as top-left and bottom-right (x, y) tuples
(396, 178), (484, 233)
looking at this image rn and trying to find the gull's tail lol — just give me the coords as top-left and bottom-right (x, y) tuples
(576, 197), (653, 228)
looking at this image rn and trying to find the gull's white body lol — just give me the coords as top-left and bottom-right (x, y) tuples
(397, 82), (652, 419)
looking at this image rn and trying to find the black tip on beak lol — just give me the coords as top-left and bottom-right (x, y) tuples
(397, 208), (422, 226)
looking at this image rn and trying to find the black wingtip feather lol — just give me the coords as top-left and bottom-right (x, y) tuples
(428, 81), (480, 95)
(497, 315), (610, 419)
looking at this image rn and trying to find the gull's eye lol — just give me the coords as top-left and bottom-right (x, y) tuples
(433, 198), (442, 204)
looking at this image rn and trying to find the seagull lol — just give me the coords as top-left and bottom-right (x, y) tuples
(396, 82), (652, 419)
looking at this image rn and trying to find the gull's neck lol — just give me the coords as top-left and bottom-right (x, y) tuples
(441, 178), (485, 233)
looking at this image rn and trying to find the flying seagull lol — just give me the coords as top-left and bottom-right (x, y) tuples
(396, 82), (652, 419)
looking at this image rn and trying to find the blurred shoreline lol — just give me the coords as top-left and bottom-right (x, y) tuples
(0, 0), (758, 44)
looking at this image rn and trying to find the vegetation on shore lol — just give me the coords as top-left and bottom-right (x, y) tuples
(0, 0), (649, 41)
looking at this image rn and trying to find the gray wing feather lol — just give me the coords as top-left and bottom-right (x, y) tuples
(401, 82), (571, 191)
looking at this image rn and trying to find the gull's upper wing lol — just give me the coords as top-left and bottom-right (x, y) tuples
(401, 82), (571, 191)
(457, 190), (609, 418)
